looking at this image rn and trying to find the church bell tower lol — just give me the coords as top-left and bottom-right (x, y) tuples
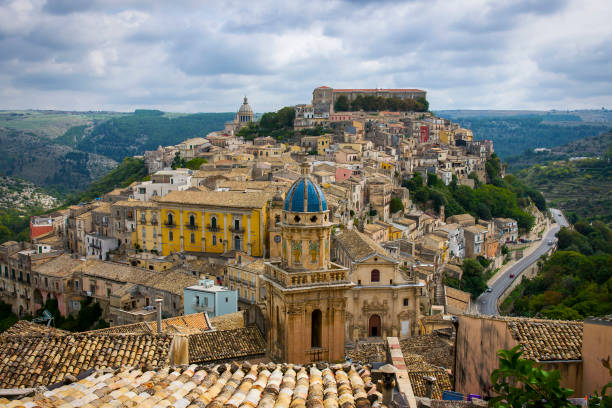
(262, 162), (352, 363)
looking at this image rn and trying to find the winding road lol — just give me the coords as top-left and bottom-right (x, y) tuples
(477, 208), (569, 315)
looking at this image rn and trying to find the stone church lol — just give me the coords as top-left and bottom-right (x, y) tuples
(262, 163), (423, 363)
(224, 96), (254, 135)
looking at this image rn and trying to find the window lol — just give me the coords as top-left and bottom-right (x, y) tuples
(107, 288), (111, 297)
(311, 309), (322, 348)
(169, 231), (174, 241)
(142, 228), (146, 239)
(141, 213), (146, 223)
(371, 269), (380, 282)
(195, 295), (199, 306)
(403, 298), (409, 307)
(190, 232), (195, 244)
(189, 214), (196, 227)
(153, 228), (157, 238)
(212, 235), (217, 246)
(211, 216), (217, 229)
(225, 297), (228, 303)
(234, 219), (240, 231)
(75, 281), (79, 291)
(204, 297), (208, 306)
(139, 188), (146, 194)
(234, 236), (241, 251)
(167, 213), (174, 225)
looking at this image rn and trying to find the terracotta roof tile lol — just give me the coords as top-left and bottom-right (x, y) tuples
(156, 189), (272, 209)
(209, 311), (245, 331)
(9, 362), (383, 407)
(407, 369), (452, 399)
(32, 253), (82, 277)
(506, 318), (583, 361)
(1, 320), (69, 337)
(334, 229), (389, 262)
(188, 327), (266, 364)
(0, 333), (172, 388)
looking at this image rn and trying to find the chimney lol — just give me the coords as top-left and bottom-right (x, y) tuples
(155, 298), (163, 333)
(423, 375), (437, 399)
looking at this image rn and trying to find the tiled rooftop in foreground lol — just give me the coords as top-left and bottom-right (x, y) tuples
(1, 362), (385, 408)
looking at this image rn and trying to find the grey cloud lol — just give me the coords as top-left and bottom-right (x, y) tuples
(0, 0), (609, 112)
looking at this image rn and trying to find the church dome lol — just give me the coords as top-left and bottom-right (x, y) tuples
(238, 96), (253, 114)
(284, 175), (327, 213)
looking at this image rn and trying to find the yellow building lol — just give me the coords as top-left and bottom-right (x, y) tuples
(380, 161), (395, 172)
(439, 129), (455, 145)
(133, 201), (162, 253)
(155, 189), (272, 257)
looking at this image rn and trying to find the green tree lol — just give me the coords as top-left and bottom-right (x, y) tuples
(184, 157), (208, 170)
(390, 197), (405, 213)
(334, 95), (350, 112)
(460, 258), (488, 298)
(490, 346), (573, 407)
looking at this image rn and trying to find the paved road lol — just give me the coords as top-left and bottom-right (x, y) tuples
(477, 208), (569, 315)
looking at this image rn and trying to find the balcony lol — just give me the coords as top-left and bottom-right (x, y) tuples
(207, 224), (220, 232)
(151, 219), (158, 225)
(164, 222), (176, 228)
(230, 227), (245, 233)
(186, 224), (199, 231)
(263, 261), (352, 290)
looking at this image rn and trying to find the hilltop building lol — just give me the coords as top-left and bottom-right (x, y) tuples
(224, 96), (254, 135)
(312, 86), (427, 115)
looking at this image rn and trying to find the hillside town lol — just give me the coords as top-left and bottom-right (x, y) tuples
(0, 87), (608, 407)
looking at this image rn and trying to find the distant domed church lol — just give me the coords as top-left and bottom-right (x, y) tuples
(224, 96), (253, 135)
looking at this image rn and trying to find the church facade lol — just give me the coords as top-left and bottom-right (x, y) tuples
(262, 163), (353, 363)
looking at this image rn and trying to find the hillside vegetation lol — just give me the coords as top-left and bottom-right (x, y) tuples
(0, 128), (117, 194)
(73, 110), (233, 162)
(436, 113), (609, 159)
(501, 221), (612, 320)
(516, 148), (612, 223)
(403, 155), (544, 232)
(505, 131), (612, 172)
(0, 110), (124, 139)
(66, 157), (148, 204)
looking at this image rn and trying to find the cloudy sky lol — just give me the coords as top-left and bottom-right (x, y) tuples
(0, 0), (610, 112)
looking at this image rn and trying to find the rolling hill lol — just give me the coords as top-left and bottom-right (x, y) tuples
(0, 109), (234, 193)
(436, 110), (611, 159)
(514, 132), (612, 223)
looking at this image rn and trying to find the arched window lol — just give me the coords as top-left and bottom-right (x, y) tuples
(311, 309), (322, 348)
(167, 213), (174, 226)
(234, 236), (241, 251)
(371, 269), (380, 282)
(211, 216), (217, 229)
(189, 214), (196, 227)
(369, 314), (382, 337)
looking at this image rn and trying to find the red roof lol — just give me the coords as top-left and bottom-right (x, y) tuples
(316, 86), (331, 89)
(333, 88), (425, 93)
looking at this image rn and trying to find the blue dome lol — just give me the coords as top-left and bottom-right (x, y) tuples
(284, 177), (328, 212)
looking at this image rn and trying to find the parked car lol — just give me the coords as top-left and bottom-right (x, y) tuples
(509, 273), (515, 278)
(547, 239), (555, 245)
(486, 287), (492, 293)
